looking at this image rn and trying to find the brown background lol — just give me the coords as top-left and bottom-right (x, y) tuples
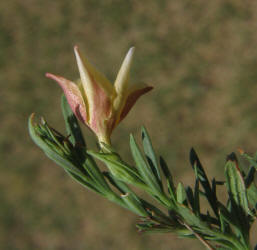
(1, 0), (257, 249)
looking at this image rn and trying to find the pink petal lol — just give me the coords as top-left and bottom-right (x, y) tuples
(46, 73), (87, 124)
(119, 86), (153, 123)
(73, 47), (113, 136)
(89, 77), (112, 134)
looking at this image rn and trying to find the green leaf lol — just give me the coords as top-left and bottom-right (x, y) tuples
(218, 203), (237, 229)
(225, 153), (250, 244)
(190, 148), (218, 216)
(141, 127), (163, 190)
(177, 204), (209, 231)
(103, 175), (143, 214)
(225, 153), (249, 215)
(211, 178), (217, 198)
(103, 171), (128, 195)
(121, 192), (148, 216)
(185, 187), (194, 209)
(87, 150), (145, 187)
(185, 179), (200, 215)
(219, 209), (227, 233)
(66, 170), (103, 194)
(44, 147), (84, 177)
(245, 166), (256, 188)
(130, 134), (162, 194)
(29, 114), (55, 152)
(82, 155), (111, 193)
(247, 183), (257, 210)
(140, 199), (175, 225)
(61, 94), (86, 147)
(104, 172), (171, 221)
(176, 182), (187, 205)
(42, 121), (70, 155)
(159, 156), (176, 202)
(137, 223), (178, 234)
(194, 178), (200, 215)
(203, 235), (239, 250)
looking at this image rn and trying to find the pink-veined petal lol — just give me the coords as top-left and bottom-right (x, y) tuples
(89, 77), (112, 134)
(73, 47), (114, 142)
(117, 85), (153, 125)
(46, 73), (88, 124)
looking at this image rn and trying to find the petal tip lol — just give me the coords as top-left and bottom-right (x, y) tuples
(74, 45), (79, 54)
(126, 47), (135, 61)
(128, 46), (135, 53)
(45, 72), (52, 78)
(45, 72), (60, 82)
(30, 112), (36, 121)
(74, 46), (82, 61)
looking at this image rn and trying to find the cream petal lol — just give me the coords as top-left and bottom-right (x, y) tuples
(114, 47), (135, 96)
(74, 46), (95, 121)
(46, 73), (88, 124)
(74, 46), (113, 96)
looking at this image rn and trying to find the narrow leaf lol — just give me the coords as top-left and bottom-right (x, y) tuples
(225, 153), (250, 243)
(194, 178), (200, 215)
(247, 183), (257, 209)
(66, 170), (102, 194)
(82, 155), (111, 192)
(225, 153), (249, 215)
(177, 182), (187, 205)
(141, 126), (162, 190)
(186, 187), (194, 209)
(121, 192), (148, 216)
(190, 148), (218, 216)
(245, 166), (256, 188)
(137, 223), (178, 234)
(88, 150), (145, 187)
(218, 205), (232, 234)
(218, 203), (240, 231)
(177, 205), (209, 231)
(159, 156), (176, 202)
(130, 134), (162, 194)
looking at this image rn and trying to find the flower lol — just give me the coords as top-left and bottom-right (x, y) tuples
(46, 46), (153, 145)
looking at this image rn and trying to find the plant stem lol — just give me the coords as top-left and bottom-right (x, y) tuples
(182, 221), (214, 250)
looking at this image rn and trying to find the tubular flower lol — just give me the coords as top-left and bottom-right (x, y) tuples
(46, 46), (153, 145)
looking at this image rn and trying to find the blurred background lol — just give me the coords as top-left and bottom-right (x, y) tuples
(1, 0), (257, 249)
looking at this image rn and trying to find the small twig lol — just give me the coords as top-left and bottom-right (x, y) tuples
(181, 220), (214, 250)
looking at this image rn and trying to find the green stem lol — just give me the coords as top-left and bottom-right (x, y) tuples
(181, 220), (214, 250)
